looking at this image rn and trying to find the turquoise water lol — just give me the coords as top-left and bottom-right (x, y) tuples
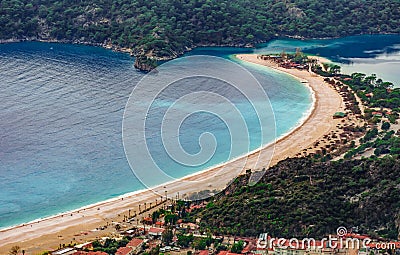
(254, 34), (400, 86)
(0, 42), (312, 228)
(3, 34), (397, 229)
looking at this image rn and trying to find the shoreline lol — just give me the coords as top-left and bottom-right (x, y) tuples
(0, 78), (316, 232)
(0, 54), (344, 254)
(0, 54), (316, 233)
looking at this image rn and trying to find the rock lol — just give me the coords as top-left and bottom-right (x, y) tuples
(134, 56), (157, 72)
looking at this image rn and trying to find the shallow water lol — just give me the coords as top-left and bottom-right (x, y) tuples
(2, 34), (397, 229)
(0, 42), (311, 228)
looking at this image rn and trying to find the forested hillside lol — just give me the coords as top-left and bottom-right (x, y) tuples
(189, 157), (400, 239)
(1, 0), (400, 65)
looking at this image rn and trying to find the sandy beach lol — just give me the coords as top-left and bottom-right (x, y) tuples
(0, 54), (344, 254)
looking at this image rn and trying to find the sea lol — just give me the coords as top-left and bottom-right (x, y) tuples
(0, 34), (399, 229)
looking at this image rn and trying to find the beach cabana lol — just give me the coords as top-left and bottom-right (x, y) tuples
(333, 112), (346, 118)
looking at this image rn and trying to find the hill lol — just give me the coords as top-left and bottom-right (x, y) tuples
(1, 0), (400, 70)
(188, 156), (400, 239)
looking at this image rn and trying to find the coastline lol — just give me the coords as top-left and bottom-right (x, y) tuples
(0, 53), (344, 254)
(0, 85), (315, 231)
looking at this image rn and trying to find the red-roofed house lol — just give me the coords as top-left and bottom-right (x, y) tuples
(344, 233), (370, 240)
(155, 221), (164, 226)
(127, 238), (144, 254)
(242, 242), (255, 254)
(198, 250), (209, 255)
(148, 227), (165, 236)
(217, 251), (242, 255)
(372, 112), (383, 117)
(143, 217), (153, 225)
(116, 247), (133, 255)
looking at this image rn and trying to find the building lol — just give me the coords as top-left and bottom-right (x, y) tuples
(143, 217), (153, 225)
(148, 227), (165, 236)
(73, 252), (108, 255)
(52, 248), (77, 255)
(198, 250), (209, 255)
(372, 112), (383, 117)
(179, 222), (199, 230)
(74, 242), (93, 250)
(217, 251), (243, 255)
(127, 238), (145, 254)
(115, 247), (133, 255)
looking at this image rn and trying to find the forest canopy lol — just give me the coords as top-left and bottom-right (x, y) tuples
(1, 0), (400, 60)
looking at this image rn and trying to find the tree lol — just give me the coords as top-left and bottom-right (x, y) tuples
(380, 82), (393, 89)
(365, 74), (377, 86)
(381, 122), (390, 130)
(177, 234), (194, 247)
(193, 238), (207, 250)
(164, 213), (179, 225)
(329, 65), (341, 75)
(162, 228), (173, 244)
(231, 240), (245, 253)
(9, 246), (20, 255)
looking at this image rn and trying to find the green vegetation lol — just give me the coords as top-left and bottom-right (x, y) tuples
(345, 128), (400, 158)
(231, 240), (245, 253)
(340, 73), (400, 109)
(177, 234), (194, 248)
(381, 121), (391, 131)
(162, 228), (174, 243)
(310, 60), (400, 160)
(189, 156), (400, 239)
(2, 0), (400, 66)
(143, 246), (160, 255)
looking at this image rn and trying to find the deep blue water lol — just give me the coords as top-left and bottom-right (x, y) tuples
(0, 42), (311, 228)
